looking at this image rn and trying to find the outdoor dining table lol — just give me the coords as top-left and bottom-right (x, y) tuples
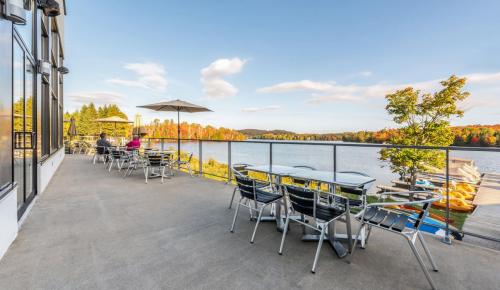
(139, 149), (176, 179)
(246, 164), (376, 258)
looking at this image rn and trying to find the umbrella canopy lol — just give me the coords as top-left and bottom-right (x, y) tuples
(94, 116), (133, 123)
(67, 117), (77, 138)
(94, 116), (133, 137)
(137, 99), (212, 162)
(137, 99), (212, 113)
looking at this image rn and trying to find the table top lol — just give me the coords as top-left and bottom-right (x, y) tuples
(246, 165), (375, 188)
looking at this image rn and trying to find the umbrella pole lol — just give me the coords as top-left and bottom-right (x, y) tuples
(177, 110), (181, 165)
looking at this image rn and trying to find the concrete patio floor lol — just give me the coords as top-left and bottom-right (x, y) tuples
(1, 155), (499, 289)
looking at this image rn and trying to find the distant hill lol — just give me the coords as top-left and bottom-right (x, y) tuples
(238, 129), (296, 137)
(239, 124), (500, 147)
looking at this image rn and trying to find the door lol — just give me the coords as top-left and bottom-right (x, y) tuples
(13, 38), (37, 218)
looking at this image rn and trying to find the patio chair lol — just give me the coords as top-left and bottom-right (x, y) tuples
(93, 145), (108, 164)
(279, 185), (350, 273)
(228, 163), (271, 209)
(177, 153), (193, 177)
(108, 149), (129, 172)
(348, 191), (441, 290)
(144, 153), (170, 183)
(122, 150), (146, 178)
(337, 171), (374, 248)
(230, 175), (283, 244)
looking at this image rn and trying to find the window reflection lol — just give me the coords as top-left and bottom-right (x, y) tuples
(14, 0), (33, 52)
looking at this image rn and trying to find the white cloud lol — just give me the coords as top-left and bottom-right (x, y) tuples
(107, 62), (168, 92)
(257, 72), (500, 107)
(242, 105), (281, 112)
(358, 71), (373, 77)
(67, 91), (126, 108)
(201, 58), (246, 99)
(257, 80), (334, 93)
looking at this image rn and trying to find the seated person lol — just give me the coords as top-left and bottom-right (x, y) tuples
(126, 135), (141, 150)
(96, 133), (112, 154)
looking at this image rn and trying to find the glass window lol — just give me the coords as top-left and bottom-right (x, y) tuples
(51, 95), (58, 151)
(0, 22), (13, 191)
(41, 84), (50, 156)
(14, 0), (34, 53)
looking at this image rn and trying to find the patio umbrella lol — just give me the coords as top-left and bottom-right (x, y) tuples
(67, 117), (77, 141)
(137, 99), (212, 162)
(94, 116), (133, 137)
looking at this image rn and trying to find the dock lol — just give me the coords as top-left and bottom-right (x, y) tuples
(462, 173), (500, 250)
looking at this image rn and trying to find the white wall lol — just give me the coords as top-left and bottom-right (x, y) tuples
(38, 148), (65, 194)
(0, 186), (18, 260)
(0, 149), (65, 261)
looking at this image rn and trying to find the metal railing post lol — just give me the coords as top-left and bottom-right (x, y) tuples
(227, 141), (232, 183)
(160, 139), (164, 151)
(333, 144), (337, 173)
(443, 148), (452, 244)
(199, 140), (203, 176)
(269, 142), (273, 172)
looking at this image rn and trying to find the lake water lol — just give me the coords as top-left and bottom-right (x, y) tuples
(150, 139), (500, 190)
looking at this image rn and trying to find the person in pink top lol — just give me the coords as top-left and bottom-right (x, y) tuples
(126, 135), (141, 150)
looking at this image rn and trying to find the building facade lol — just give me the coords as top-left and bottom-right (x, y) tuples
(0, 0), (67, 259)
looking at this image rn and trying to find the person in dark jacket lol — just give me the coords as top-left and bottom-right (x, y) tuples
(96, 133), (112, 154)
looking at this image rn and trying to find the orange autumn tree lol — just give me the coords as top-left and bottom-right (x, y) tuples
(144, 119), (246, 141)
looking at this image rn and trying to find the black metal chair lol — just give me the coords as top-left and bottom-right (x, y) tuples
(122, 150), (145, 178)
(279, 185), (350, 273)
(93, 145), (107, 164)
(337, 171), (374, 248)
(228, 164), (271, 209)
(144, 153), (169, 183)
(230, 175), (283, 244)
(108, 149), (129, 172)
(349, 191), (441, 290)
(175, 152), (193, 176)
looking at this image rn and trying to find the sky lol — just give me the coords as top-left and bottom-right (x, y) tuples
(64, 0), (500, 133)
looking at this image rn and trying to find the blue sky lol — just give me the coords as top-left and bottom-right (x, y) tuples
(65, 0), (500, 133)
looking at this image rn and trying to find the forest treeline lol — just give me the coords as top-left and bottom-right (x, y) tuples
(64, 103), (499, 146)
(144, 119), (246, 140)
(242, 125), (500, 147)
(63, 103), (246, 141)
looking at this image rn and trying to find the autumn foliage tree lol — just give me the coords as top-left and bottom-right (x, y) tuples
(380, 75), (470, 188)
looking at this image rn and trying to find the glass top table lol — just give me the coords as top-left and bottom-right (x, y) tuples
(246, 165), (375, 188)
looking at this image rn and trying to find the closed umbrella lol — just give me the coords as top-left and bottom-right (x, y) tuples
(67, 117), (77, 140)
(66, 117), (78, 153)
(137, 99), (212, 162)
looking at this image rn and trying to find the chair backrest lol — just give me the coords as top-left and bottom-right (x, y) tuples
(291, 165), (316, 186)
(147, 153), (164, 166)
(231, 163), (251, 177)
(337, 171), (373, 207)
(285, 185), (316, 216)
(111, 149), (124, 159)
(96, 146), (106, 154)
(234, 175), (257, 200)
(285, 185), (348, 222)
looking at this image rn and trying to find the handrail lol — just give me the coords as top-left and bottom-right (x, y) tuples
(142, 136), (500, 245)
(143, 137), (500, 152)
